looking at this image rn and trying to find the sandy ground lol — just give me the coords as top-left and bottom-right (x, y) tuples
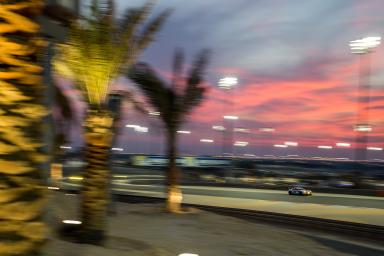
(43, 191), (384, 256)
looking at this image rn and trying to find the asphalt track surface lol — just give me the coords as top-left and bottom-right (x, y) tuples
(61, 172), (384, 226)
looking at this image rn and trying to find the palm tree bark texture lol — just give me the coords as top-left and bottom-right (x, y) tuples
(52, 1), (170, 243)
(81, 109), (113, 243)
(0, 1), (47, 255)
(166, 128), (182, 212)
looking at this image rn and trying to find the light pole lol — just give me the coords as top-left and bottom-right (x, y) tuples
(349, 36), (381, 161)
(148, 111), (161, 155)
(200, 139), (214, 156)
(218, 77), (238, 156)
(177, 130), (191, 155)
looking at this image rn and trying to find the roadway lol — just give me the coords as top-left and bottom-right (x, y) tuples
(61, 173), (384, 226)
(111, 174), (384, 209)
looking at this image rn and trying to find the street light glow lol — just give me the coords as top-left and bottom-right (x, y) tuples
(135, 126), (148, 133)
(200, 139), (214, 143)
(349, 36), (381, 54)
(234, 127), (250, 133)
(223, 115), (238, 120)
(212, 125), (226, 131)
(126, 124), (149, 132)
(111, 147), (123, 151)
(234, 141), (248, 147)
(367, 147), (383, 151)
(62, 220), (82, 225)
(218, 76), (238, 89)
(318, 145), (333, 149)
(177, 130), (191, 134)
(274, 144), (288, 148)
(336, 142), (351, 147)
(284, 141), (298, 146)
(126, 124), (140, 129)
(60, 145), (71, 149)
(354, 124), (372, 132)
(259, 128), (275, 132)
(148, 111), (160, 116)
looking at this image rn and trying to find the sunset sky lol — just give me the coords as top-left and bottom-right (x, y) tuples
(66, 0), (384, 158)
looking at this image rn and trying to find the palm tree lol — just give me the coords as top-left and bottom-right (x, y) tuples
(0, 1), (47, 255)
(129, 49), (210, 213)
(53, 0), (170, 244)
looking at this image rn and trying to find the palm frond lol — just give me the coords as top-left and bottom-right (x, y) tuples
(181, 50), (210, 114)
(53, 0), (169, 109)
(119, 2), (170, 73)
(128, 50), (210, 130)
(118, 0), (155, 46)
(129, 63), (170, 116)
(171, 48), (184, 89)
(136, 9), (172, 51)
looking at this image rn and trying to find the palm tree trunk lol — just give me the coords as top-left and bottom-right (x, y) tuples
(0, 1), (47, 255)
(80, 109), (113, 244)
(166, 130), (182, 212)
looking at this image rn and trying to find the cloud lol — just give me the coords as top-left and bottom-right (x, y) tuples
(67, 0), (384, 155)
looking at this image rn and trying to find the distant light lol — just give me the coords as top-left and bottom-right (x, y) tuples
(274, 144), (288, 148)
(212, 125), (226, 131)
(234, 127), (250, 133)
(148, 111), (160, 116)
(126, 124), (140, 129)
(113, 175), (128, 178)
(200, 139), (214, 143)
(367, 147), (383, 151)
(135, 126), (148, 133)
(234, 141), (248, 147)
(243, 154), (255, 157)
(48, 186), (60, 190)
(111, 147), (124, 151)
(60, 145), (71, 149)
(318, 145), (333, 149)
(218, 77), (238, 89)
(178, 253), (199, 256)
(336, 142), (351, 147)
(68, 176), (83, 180)
(284, 141), (298, 146)
(62, 220), (82, 225)
(354, 124), (372, 132)
(177, 130), (191, 134)
(126, 124), (149, 133)
(223, 115), (238, 120)
(350, 36), (381, 54)
(259, 128), (275, 132)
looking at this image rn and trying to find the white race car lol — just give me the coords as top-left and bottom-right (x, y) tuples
(288, 186), (312, 196)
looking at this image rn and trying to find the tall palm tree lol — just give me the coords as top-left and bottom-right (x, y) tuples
(129, 50), (210, 213)
(0, 1), (47, 255)
(53, 0), (170, 244)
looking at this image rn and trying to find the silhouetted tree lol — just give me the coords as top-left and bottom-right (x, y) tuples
(129, 49), (210, 212)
